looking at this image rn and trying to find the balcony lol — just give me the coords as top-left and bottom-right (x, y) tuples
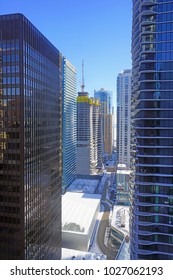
(142, 24), (156, 33)
(141, 0), (156, 3)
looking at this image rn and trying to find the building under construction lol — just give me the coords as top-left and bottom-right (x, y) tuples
(76, 92), (103, 175)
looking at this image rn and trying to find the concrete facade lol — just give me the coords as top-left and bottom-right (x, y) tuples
(116, 70), (132, 167)
(77, 92), (102, 175)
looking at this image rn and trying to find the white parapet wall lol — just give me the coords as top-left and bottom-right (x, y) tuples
(62, 192), (101, 252)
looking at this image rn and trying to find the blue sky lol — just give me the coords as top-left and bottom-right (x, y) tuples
(1, 0), (132, 103)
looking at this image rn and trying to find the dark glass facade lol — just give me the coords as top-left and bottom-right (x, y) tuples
(62, 57), (77, 192)
(0, 13), (62, 259)
(131, 0), (173, 260)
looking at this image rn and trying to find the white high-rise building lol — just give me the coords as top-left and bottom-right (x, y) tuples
(116, 69), (132, 167)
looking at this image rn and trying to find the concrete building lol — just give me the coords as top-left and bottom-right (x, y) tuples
(62, 248), (106, 260)
(77, 91), (102, 175)
(116, 70), (132, 167)
(94, 88), (113, 156)
(0, 13), (62, 259)
(110, 206), (130, 260)
(131, 0), (173, 260)
(62, 57), (77, 192)
(62, 192), (101, 251)
(67, 177), (100, 194)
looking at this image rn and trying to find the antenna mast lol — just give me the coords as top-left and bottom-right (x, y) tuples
(81, 60), (85, 92)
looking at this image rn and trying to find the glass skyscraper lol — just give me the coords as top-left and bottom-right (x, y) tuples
(131, 0), (173, 260)
(0, 13), (62, 259)
(94, 88), (113, 156)
(62, 57), (77, 192)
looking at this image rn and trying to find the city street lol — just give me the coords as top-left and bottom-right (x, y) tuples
(95, 172), (119, 260)
(97, 211), (117, 260)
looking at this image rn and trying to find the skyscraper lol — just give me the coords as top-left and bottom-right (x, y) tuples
(130, 0), (173, 260)
(62, 57), (77, 193)
(116, 70), (132, 167)
(0, 13), (62, 259)
(76, 91), (102, 175)
(94, 88), (113, 156)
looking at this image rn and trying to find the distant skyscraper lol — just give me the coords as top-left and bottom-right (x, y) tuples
(116, 70), (132, 167)
(76, 91), (102, 175)
(94, 88), (113, 156)
(130, 0), (173, 260)
(0, 13), (62, 259)
(62, 57), (77, 192)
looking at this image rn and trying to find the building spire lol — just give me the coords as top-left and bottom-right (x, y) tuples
(81, 59), (85, 92)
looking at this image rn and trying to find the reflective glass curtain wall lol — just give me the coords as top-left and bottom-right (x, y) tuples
(94, 89), (113, 155)
(0, 13), (62, 260)
(131, 0), (173, 260)
(62, 57), (77, 193)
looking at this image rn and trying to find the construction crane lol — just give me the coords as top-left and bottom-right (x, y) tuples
(81, 59), (85, 92)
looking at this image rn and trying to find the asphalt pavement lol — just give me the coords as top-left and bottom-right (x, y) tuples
(97, 211), (118, 260)
(95, 174), (119, 260)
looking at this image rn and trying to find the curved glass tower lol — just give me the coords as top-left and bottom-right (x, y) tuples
(131, 0), (173, 260)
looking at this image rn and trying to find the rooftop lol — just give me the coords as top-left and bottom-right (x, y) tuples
(110, 206), (130, 260)
(117, 169), (131, 175)
(116, 164), (131, 174)
(67, 178), (99, 194)
(117, 164), (127, 168)
(62, 248), (106, 260)
(62, 192), (101, 234)
(111, 206), (129, 235)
